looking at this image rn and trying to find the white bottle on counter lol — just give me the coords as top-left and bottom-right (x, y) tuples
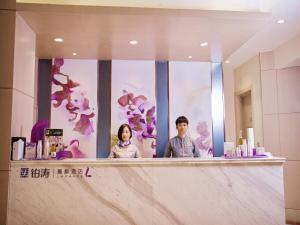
(247, 128), (255, 157)
(241, 139), (248, 157)
(36, 140), (42, 159)
(12, 139), (25, 160)
(43, 140), (49, 159)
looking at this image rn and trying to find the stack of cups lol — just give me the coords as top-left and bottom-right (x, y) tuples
(247, 128), (255, 156)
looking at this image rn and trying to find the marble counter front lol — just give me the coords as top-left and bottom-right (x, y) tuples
(7, 157), (286, 225)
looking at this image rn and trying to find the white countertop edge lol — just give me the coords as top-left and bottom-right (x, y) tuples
(10, 157), (286, 166)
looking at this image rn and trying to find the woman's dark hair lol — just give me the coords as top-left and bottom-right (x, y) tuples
(175, 116), (189, 125)
(117, 124), (132, 141)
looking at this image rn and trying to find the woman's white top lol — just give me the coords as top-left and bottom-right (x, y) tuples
(109, 144), (141, 158)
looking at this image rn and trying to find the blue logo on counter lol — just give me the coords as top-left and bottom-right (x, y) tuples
(20, 168), (50, 178)
(19, 167), (92, 179)
(20, 168), (29, 178)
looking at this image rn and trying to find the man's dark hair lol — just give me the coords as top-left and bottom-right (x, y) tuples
(117, 124), (132, 141)
(175, 116), (189, 125)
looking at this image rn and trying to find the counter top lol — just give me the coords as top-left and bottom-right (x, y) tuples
(10, 156), (286, 166)
(8, 157), (286, 225)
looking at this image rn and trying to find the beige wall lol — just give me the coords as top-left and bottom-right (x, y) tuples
(0, 4), (36, 224)
(0, 1), (16, 224)
(234, 55), (264, 146)
(260, 51), (300, 223)
(274, 33), (300, 69)
(223, 66), (236, 144)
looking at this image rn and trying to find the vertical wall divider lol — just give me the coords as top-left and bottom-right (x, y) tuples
(97, 60), (112, 158)
(211, 63), (225, 157)
(37, 59), (52, 122)
(155, 61), (169, 157)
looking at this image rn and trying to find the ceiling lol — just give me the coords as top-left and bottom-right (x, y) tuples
(17, 3), (270, 62)
(16, 0), (275, 12)
(224, 0), (300, 69)
(16, 0), (300, 67)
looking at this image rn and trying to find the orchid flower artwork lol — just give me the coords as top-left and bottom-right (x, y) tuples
(51, 58), (95, 136)
(195, 121), (213, 158)
(116, 90), (157, 157)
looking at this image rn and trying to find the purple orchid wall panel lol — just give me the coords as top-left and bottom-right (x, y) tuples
(51, 58), (98, 158)
(111, 60), (156, 158)
(169, 61), (213, 158)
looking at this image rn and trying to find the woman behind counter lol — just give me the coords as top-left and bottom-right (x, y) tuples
(109, 124), (141, 158)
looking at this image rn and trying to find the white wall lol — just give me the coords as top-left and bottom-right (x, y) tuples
(260, 51), (300, 224)
(274, 33), (300, 69)
(234, 55), (263, 146)
(223, 66), (236, 144)
(11, 13), (36, 140)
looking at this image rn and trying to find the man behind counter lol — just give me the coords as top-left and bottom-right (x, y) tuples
(164, 116), (200, 158)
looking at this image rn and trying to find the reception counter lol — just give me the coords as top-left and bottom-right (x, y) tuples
(7, 157), (285, 225)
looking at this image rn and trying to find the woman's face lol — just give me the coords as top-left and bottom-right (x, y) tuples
(122, 126), (131, 141)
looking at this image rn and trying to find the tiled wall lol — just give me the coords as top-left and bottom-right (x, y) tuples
(260, 51), (300, 223)
(0, 1), (16, 224)
(0, 8), (36, 224)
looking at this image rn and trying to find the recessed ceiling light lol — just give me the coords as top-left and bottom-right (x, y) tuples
(188, 56), (193, 59)
(277, 19), (285, 24)
(200, 42), (208, 47)
(129, 40), (138, 45)
(225, 60), (230, 64)
(72, 52), (77, 56)
(54, 38), (64, 42)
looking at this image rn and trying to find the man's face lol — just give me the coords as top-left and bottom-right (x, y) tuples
(176, 122), (188, 136)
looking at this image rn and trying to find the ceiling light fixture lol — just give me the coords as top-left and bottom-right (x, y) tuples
(188, 56), (193, 59)
(129, 40), (138, 45)
(225, 60), (230, 64)
(54, 38), (64, 42)
(277, 19), (285, 24)
(72, 52), (77, 56)
(200, 42), (208, 47)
